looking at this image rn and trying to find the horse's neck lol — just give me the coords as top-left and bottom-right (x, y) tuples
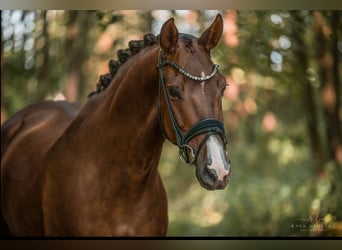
(66, 46), (163, 179)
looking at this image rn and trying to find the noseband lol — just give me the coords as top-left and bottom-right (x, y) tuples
(157, 50), (228, 165)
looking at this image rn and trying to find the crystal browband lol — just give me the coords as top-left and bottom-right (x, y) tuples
(161, 60), (219, 82)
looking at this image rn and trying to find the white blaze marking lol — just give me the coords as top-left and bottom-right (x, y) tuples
(206, 136), (229, 181)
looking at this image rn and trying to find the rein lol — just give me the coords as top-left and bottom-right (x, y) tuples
(157, 50), (228, 165)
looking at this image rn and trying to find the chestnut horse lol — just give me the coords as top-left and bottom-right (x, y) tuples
(1, 14), (231, 236)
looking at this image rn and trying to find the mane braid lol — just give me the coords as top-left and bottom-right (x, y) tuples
(88, 33), (158, 98)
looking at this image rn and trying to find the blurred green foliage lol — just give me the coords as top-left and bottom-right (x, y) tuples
(1, 10), (341, 236)
(160, 129), (342, 236)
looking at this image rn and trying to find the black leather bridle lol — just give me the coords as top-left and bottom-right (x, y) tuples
(157, 50), (228, 165)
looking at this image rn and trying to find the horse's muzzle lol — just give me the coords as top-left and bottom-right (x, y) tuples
(195, 135), (231, 190)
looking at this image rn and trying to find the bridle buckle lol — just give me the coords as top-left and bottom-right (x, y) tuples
(179, 144), (196, 165)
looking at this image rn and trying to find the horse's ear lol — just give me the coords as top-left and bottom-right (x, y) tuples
(159, 18), (179, 54)
(198, 14), (223, 51)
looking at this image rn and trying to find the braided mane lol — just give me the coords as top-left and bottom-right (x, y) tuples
(88, 33), (158, 97)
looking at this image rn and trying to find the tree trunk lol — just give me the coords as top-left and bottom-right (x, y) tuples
(313, 11), (342, 165)
(330, 11), (342, 161)
(64, 11), (80, 102)
(64, 11), (94, 102)
(291, 11), (325, 175)
(35, 11), (51, 101)
(1, 10), (6, 124)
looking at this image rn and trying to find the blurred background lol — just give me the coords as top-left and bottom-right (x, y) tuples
(1, 10), (341, 236)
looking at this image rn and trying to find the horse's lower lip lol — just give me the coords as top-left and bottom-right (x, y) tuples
(212, 180), (228, 189)
(199, 179), (228, 190)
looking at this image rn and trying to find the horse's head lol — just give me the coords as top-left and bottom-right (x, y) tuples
(158, 14), (231, 190)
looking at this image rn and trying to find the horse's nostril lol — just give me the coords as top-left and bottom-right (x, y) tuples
(207, 167), (218, 179)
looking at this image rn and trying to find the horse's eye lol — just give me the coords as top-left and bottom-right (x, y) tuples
(167, 87), (180, 100)
(221, 82), (228, 95)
